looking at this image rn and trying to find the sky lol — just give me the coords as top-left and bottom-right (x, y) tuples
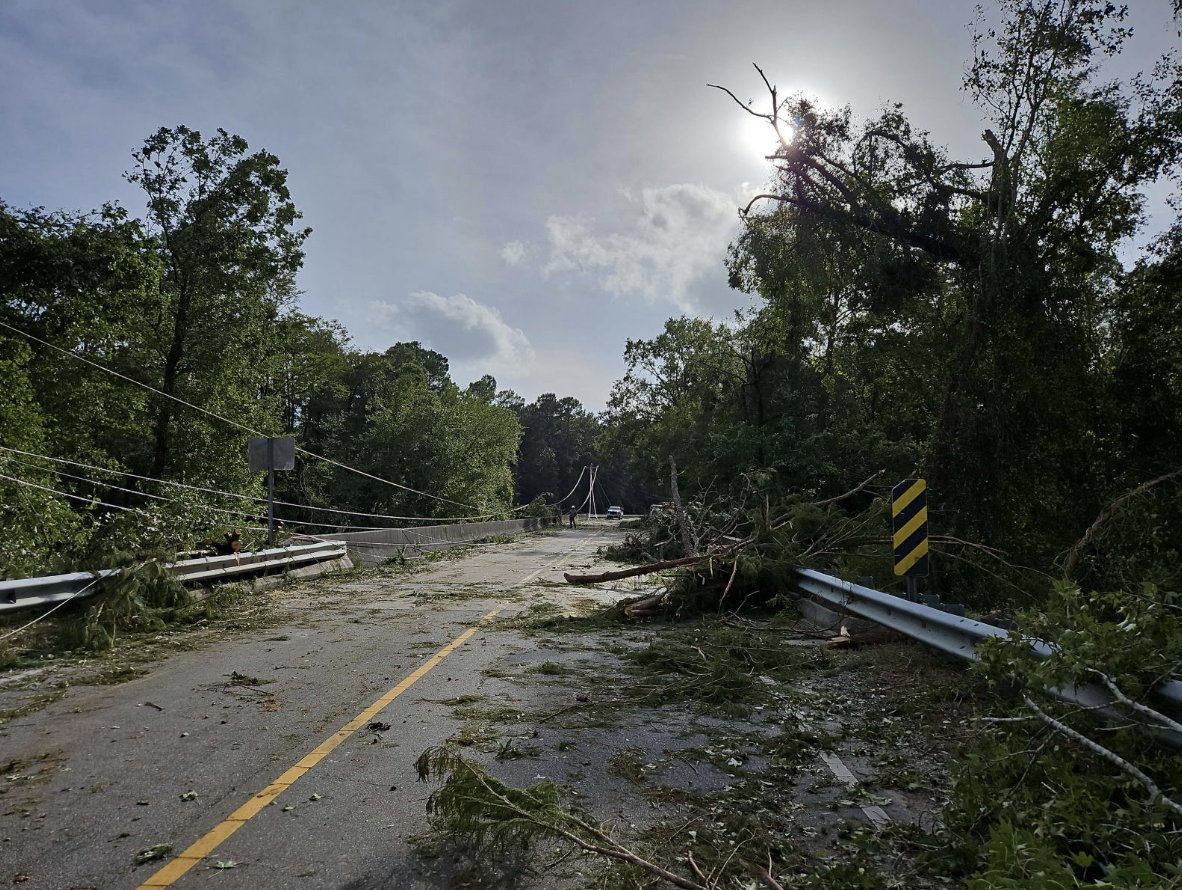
(2, 0), (1178, 410)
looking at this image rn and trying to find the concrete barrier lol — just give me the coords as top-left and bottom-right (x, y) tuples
(307, 516), (559, 566)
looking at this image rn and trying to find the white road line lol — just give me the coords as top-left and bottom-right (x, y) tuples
(818, 752), (891, 829)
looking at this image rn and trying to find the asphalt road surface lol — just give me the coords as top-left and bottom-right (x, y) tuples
(1, 525), (619, 890)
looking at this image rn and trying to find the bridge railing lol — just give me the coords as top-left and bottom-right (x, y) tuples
(0, 541), (347, 615)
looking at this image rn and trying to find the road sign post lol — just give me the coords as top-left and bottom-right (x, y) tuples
(891, 478), (929, 601)
(248, 437), (296, 545)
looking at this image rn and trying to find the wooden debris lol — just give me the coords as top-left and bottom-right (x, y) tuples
(563, 555), (702, 585)
(827, 625), (909, 649)
(828, 625), (853, 649)
(624, 593), (668, 618)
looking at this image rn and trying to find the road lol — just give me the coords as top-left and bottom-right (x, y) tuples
(1, 525), (619, 890)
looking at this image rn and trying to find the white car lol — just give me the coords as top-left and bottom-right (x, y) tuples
(606, 506), (624, 519)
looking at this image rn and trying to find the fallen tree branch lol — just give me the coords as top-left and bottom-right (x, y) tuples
(1088, 669), (1182, 735)
(1062, 469), (1182, 579)
(427, 751), (710, 890)
(669, 456), (699, 557)
(564, 555), (704, 585)
(717, 557), (740, 614)
(757, 864), (787, 890)
(624, 592), (669, 618)
(814, 469), (885, 509)
(1023, 696), (1182, 819)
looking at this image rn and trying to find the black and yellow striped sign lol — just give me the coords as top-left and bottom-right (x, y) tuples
(892, 478), (928, 577)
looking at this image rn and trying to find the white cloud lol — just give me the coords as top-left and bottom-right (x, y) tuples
(541, 183), (745, 312)
(500, 239), (527, 266)
(371, 292), (534, 370)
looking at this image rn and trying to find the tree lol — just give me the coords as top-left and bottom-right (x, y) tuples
(125, 126), (310, 482)
(511, 393), (601, 506)
(715, 0), (1182, 564)
(0, 201), (165, 573)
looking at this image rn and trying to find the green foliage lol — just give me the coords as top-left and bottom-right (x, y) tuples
(945, 581), (1182, 886)
(602, 0), (1182, 608)
(505, 391), (622, 509)
(125, 125), (310, 483)
(978, 581), (1182, 699)
(1, 128), (531, 578)
(624, 622), (812, 717)
(308, 346), (521, 518)
(517, 495), (559, 520)
(416, 746), (571, 854)
(60, 553), (192, 652)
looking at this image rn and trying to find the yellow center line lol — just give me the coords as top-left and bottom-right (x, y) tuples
(136, 532), (598, 889)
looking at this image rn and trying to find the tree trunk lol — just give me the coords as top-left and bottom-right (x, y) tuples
(151, 282), (191, 478)
(563, 555), (702, 585)
(669, 456), (697, 556)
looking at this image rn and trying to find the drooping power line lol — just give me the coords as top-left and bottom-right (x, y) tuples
(0, 319), (477, 511)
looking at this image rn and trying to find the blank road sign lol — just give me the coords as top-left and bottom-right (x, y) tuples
(892, 478), (928, 577)
(248, 437), (296, 472)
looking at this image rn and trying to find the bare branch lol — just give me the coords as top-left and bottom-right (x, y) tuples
(1062, 468), (1182, 578)
(706, 83), (772, 120)
(753, 62), (775, 98)
(742, 193), (791, 215)
(814, 469), (885, 509)
(717, 556), (741, 614)
(1087, 670), (1182, 736)
(757, 864), (787, 890)
(1023, 696), (1182, 819)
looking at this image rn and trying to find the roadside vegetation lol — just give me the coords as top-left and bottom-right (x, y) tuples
(1, 0), (1180, 885)
(412, 1), (1182, 887)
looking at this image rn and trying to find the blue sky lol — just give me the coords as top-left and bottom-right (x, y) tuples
(2, 1), (1177, 409)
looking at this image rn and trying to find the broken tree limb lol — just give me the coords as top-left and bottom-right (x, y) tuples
(814, 469), (885, 509)
(563, 555), (703, 585)
(1062, 468), (1182, 579)
(717, 556), (740, 614)
(1023, 696), (1182, 819)
(669, 455), (698, 556)
(624, 593), (669, 618)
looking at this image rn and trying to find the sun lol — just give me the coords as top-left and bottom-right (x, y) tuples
(740, 112), (789, 162)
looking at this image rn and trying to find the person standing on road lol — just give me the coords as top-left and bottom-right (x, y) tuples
(568, 504), (577, 529)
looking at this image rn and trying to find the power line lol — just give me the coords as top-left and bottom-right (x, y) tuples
(0, 470), (284, 539)
(0, 319), (477, 511)
(0, 574), (104, 642)
(0, 455), (390, 532)
(0, 445), (504, 524)
(556, 465), (588, 507)
(0, 471), (147, 515)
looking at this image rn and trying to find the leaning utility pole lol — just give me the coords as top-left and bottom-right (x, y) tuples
(588, 465), (598, 519)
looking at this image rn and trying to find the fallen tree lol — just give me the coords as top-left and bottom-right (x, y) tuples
(563, 555), (710, 585)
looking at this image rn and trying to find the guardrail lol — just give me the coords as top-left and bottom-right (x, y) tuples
(796, 568), (1182, 746)
(313, 516), (558, 565)
(0, 541), (348, 615)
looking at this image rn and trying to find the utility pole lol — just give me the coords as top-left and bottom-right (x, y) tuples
(267, 437), (275, 545)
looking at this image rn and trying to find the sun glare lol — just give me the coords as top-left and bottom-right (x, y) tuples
(741, 113), (789, 162)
